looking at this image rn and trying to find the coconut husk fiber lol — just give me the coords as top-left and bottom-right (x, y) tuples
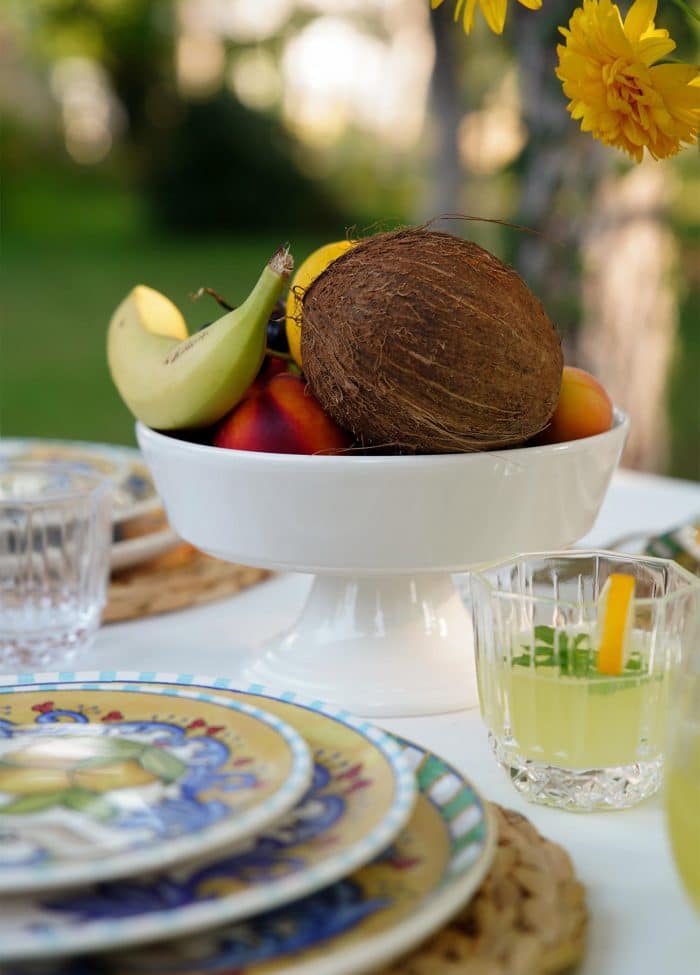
(301, 228), (563, 454)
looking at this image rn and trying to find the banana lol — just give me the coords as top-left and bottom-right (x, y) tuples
(108, 247), (293, 430)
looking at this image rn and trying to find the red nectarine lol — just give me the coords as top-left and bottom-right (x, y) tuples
(247, 355), (292, 395)
(213, 372), (351, 455)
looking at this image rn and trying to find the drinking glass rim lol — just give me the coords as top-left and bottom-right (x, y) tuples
(0, 461), (114, 505)
(469, 548), (700, 609)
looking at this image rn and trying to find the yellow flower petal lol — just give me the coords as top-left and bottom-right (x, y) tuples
(624, 0), (657, 42)
(637, 35), (676, 66)
(479, 0), (508, 33)
(651, 63), (700, 91)
(435, 0), (539, 34)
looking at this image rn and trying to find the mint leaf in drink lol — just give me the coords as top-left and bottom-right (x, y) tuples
(534, 625), (555, 645)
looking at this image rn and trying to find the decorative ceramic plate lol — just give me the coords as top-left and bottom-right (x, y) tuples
(2, 735), (494, 975)
(0, 673), (417, 962)
(110, 527), (181, 571)
(111, 522), (181, 571)
(0, 439), (160, 522)
(0, 680), (312, 894)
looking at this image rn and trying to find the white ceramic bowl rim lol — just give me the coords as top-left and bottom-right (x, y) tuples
(138, 408), (629, 467)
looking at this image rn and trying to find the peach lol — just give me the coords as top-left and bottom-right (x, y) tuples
(213, 372), (351, 455)
(537, 366), (613, 444)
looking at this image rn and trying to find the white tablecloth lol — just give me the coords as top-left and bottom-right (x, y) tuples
(94, 468), (700, 975)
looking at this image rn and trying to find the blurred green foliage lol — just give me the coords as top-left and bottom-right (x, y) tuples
(2, 171), (320, 446)
(144, 96), (343, 233)
(669, 218), (700, 482)
(1, 0), (698, 480)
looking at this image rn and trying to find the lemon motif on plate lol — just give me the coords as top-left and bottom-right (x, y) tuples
(0, 732), (186, 819)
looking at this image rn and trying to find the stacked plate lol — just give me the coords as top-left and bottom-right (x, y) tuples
(0, 672), (495, 975)
(0, 439), (180, 570)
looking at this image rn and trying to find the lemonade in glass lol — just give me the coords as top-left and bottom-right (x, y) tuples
(666, 642), (700, 912)
(470, 551), (700, 811)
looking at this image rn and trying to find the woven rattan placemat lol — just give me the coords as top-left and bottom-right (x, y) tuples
(379, 804), (587, 975)
(105, 543), (270, 623)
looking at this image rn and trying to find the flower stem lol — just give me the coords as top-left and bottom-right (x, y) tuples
(665, 0), (700, 25)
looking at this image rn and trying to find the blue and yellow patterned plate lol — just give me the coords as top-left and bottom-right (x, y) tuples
(0, 679), (312, 894)
(0, 438), (160, 522)
(0, 673), (419, 962)
(3, 734), (494, 975)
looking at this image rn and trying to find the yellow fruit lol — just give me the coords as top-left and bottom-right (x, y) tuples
(597, 574), (636, 676)
(286, 240), (354, 369)
(108, 248), (293, 430)
(0, 766), (69, 795)
(71, 759), (156, 793)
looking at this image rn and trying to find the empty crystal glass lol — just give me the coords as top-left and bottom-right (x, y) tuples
(470, 551), (700, 811)
(0, 462), (113, 669)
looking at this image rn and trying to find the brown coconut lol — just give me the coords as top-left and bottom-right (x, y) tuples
(300, 227), (564, 453)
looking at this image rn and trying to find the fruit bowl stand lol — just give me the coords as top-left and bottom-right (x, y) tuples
(137, 411), (628, 717)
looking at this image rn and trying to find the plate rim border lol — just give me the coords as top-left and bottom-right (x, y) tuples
(0, 438), (161, 522)
(110, 525), (181, 571)
(280, 735), (496, 975)
(115, 731), (497, 975)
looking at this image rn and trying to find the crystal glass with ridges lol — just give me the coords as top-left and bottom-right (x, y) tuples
(0, 462), (112, 669)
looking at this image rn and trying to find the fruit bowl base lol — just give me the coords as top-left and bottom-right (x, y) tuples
(244, 572), (478, 717)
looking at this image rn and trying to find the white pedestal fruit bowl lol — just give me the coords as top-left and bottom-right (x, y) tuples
(137, 411), (628, 717)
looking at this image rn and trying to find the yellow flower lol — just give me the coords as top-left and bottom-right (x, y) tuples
(431, 0), (542, 36)
(556, 0), (700, 161)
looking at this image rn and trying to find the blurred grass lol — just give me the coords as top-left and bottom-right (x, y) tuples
(2, 174), (698, 480)
(1, 174), (318, 446)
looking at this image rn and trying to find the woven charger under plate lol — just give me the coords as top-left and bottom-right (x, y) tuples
(379, 804), (587, 975)
(105, 543), (270, 623)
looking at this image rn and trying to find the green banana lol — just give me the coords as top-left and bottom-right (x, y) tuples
(107, 247), (293, 430)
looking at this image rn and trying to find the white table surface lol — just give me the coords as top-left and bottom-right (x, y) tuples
(93, 467), (700, 975)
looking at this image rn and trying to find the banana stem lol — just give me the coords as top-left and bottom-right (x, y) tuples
(191, 287), (235, 311)
(269, 245), (294, 278)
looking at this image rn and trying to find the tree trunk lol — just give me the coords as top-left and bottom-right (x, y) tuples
(512, 2), (608, 353)
(422, 6), (462, 224)
(511, 5), (677, 471)
(579, 163), (678, 472)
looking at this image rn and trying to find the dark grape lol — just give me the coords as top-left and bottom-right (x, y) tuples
(266, 300), (289, 354)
